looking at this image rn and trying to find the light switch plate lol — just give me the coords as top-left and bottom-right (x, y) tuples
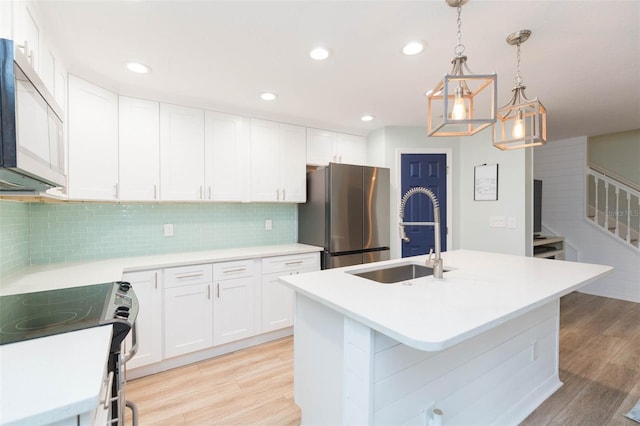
(265, 219), (273, 231)
(489, 216), (506, 228)
(164, 224), (174, 237)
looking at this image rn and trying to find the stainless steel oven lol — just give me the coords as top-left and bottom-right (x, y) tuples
(0, 281), (139, 425)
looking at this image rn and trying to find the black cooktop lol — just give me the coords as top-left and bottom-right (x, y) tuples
(0, 283), (114, 345)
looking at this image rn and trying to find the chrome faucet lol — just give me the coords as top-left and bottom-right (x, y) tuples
(399, 187), (444, 279)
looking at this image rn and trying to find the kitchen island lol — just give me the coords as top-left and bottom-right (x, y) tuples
(279, 250), (612, 425)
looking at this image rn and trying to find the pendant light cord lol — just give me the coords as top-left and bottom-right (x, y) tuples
(454, 0), (465, 56)
(515, 42), (523, 87)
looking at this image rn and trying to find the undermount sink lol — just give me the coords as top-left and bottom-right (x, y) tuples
(349, 263), (446, 284)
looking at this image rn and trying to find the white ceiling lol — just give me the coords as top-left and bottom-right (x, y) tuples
(39, 0), (640, 141)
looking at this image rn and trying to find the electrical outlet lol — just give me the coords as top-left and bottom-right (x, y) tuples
(507, 217), (517, 229)
(489, 216), (506, 228)
(265, 219), (272, 231)
(164, 224), (174, 237)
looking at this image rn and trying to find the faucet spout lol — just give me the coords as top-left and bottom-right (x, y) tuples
(399, 187), (443, 279)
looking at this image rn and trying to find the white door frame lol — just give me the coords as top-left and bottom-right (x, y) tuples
(393, 148), (454, 259)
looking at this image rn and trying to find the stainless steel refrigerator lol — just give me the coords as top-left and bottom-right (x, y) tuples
(298, 163), (390, 269)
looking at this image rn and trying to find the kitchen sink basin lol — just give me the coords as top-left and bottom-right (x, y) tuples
(349, 263), (446, 284)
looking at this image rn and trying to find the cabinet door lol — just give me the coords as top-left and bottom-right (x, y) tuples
(213, 276), (255, 345)
(67, 75), (118, 200)
(262, 272), (295, 333)
(280, 124), (306, 202)
(249, 119), (281, 201)
(335, 133), (366, 166)
(164, 282), (213, 358)
(204, 111), (248, 201)
(306, 128), (334, 166)
(159, 103), (205, 201)
(119, 97), (160, 201)
(13, 2), (40, 73)
(122, 270), (162, 370)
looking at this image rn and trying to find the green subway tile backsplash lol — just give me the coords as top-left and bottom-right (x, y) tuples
(1, 201), (297, 274)
(0, 201), (31, 277)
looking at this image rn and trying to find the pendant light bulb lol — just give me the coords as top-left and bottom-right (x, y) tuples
(452, 86), (467, 120)
(512, 110), (525, 138)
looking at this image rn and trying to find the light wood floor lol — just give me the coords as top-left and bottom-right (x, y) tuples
(126, 292), (640, 425)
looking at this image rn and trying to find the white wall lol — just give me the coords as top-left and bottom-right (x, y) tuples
(367, 127), (530, 259)
(459, 131), (532, 256)
(534, 136), (640, 303)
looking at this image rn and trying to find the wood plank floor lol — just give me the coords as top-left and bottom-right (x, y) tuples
(126, 292), (640, 425)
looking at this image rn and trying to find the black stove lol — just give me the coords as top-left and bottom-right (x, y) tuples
(0, 281), (138, 350)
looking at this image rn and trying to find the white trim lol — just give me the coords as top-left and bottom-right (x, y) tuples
(395, 148), (454, 258)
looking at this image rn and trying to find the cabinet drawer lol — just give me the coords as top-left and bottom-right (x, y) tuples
(213, 259), (254, 280)
(164, 264), (213, 288)
(262, 252), (320, 275)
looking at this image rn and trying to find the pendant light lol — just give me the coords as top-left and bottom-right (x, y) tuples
(427, 0), (497, 137)
(494, 30), (547, 150)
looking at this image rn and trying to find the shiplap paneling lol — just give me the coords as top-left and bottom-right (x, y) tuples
(534, 137), (640, 302)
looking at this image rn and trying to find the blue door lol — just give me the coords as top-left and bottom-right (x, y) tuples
(401, 154), (447, 258)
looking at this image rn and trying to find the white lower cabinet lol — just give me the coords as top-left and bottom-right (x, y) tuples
(261, 253), (321, 333)
(213, 260), (256, 345)
(122, 270), (162, 370)
(164, 264), (214, 358)
(126, 251), (320, 376)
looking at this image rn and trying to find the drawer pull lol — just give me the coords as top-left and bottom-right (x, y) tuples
(285, 260), (304, 266)
(217, 283), (220, 298)
(207, 284), (211, 300)
(175, 273), (204, 279)
(223, 267), (246, 274)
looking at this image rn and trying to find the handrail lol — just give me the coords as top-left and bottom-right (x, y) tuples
(588, 163), (640, 193)
(586, 167), (639, 251)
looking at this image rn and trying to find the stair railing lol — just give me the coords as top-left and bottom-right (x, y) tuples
(586, 167), (639, 251)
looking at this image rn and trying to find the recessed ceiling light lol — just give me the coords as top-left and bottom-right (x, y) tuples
(402, 41), (424, 55)
(126, 62), (151, 74)
(361, 115), (374, 122)
(310, 47), (330, 60)
(260, 92), (277, 101)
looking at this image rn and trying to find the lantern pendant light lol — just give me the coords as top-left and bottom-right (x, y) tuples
(494, 30), (547, 150)
(427, 0), (497, 137)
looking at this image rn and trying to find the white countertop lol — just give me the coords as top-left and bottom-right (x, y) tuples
(0, 326), (112, 425)
(279, 249), (613, 351)
(0, 244), (322, 295)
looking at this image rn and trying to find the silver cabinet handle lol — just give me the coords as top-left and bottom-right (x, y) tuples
(283, 188), (286, 200)
(285, 260), (304, 266)
(223, 267), (246, 274)
(154, 272), (158, 289)
(208, 186), (212, 200)
(200, 186), (203, 199)
(154, 184), (157, 200)
(276, 189), (280, 200)
(175, 272), (204, 279)
(217, 283), (220, 298)
(207, 284), (211, 300)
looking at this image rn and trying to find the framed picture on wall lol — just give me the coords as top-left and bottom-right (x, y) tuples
(474, 163), (498, 201)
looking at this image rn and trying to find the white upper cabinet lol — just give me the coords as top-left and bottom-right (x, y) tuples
(12, 1), (40, 74)
(67, 75), (118, 200)
(204, 111), (249, 202)
(306, 128), (366, 166)
(159, 103), (205, 201)
(119, 97), (160, 201)
(250, 119), (306, 202)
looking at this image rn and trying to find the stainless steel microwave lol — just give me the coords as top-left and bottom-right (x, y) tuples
(0, 38), (65, 192)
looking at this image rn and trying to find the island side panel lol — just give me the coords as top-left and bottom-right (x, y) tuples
(371, 300), (562, 426)
(294, 294), (345, 425)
